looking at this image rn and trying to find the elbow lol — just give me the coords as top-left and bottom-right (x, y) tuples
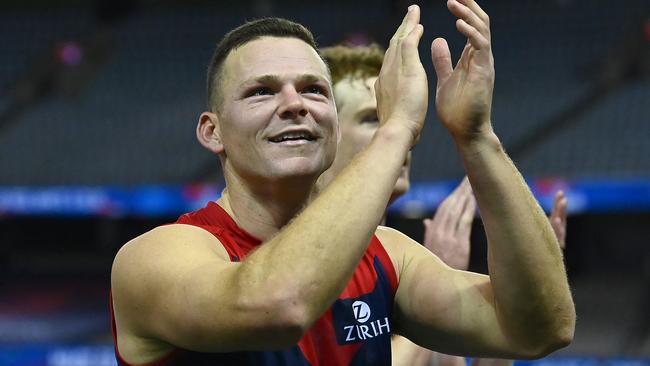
(519, 314), (576, 359)
(544, 303), (577, 354)
(235, 287), (313, 349)
(530, 325), (574, 359)
(554, 312), (576, 347)
(545, 314), (576, 354)
(269, 299), (313, 347)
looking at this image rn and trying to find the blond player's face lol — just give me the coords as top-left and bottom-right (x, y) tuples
(217, 37), (338, 183)
(329, 77), (411, 200)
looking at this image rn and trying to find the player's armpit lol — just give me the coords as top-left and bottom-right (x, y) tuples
(111, 224), (306, 363)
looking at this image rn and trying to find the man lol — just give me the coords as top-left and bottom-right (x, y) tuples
(111, 2), (575, 365)
(319, 44), (570, 366)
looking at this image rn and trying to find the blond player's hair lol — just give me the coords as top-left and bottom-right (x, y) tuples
(321, 44), (385, 86)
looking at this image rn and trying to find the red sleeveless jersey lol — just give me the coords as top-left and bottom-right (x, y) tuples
(111, 201), (398, 366)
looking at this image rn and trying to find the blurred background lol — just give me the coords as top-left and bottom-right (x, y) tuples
(0, 0), (649, 365)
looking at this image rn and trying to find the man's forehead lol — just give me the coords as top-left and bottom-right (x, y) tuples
(224, 37), (330, 84)
(333, 76), (378, 111)
(336, 76), (377, 93)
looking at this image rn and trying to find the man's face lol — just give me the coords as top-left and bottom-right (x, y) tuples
(326, 76), (411, 201)
(216, 37), (338, 184)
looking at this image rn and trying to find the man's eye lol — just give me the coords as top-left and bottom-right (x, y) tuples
(248, 87), (274, 97)
(303, 85), (326, 95)
(361, 114), (379, 124)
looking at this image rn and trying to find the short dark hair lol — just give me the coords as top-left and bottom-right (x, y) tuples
(206, 17), (321, 111)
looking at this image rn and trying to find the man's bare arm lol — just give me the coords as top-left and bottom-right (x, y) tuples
(392, 186), (568, 366)
(433, 0), (574, 355)
(392, 0), (575, 359)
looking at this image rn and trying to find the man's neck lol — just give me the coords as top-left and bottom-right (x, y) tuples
(217, 173), (319, 241)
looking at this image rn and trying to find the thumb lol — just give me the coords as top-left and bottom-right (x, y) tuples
(431, 38), (452, 89)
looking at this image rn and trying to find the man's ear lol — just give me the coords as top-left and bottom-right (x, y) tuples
(196, 112), (225, 154)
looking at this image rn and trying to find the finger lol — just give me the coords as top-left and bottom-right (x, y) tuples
(456, 180), (473, 217)
(550, 191), (568, 249)
(550, 216), (560, 237)
(401, 23), (425, 68)
(404, 5), (421, 36)
(383, 6), (421, 83)
(551, 216), (566, 250)
(441, 183), (466, 233)
(447, 0), (488, 38)
(457, 193), (476, 239)
(558, 196), (568, 224)
(455, 19), (490, 50)
(458, 176), (472, 195)
(550, 190), (566, 221)
(558, 196), (568, 249)
(467, 192), (477, 216)
(430, 190), (453, 230)
(391, 7), (412, 41)
(391, 5), (421, 44)
(431, 38), (453, 89)
(456, 184), (475, 227)
(433, 192), (454, 230)
(454, 188), (471, 232)
(457, 0), (490, 25)
(433, 185), (459, 233)
(384, 6), (415, 76)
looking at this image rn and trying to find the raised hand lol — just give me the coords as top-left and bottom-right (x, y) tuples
(422, 178), (476, 271)
(423, 184), (568, 271)
(431, 0), (495, 143)
(375, 5), (428, 145)
(550, 191), (568, 250)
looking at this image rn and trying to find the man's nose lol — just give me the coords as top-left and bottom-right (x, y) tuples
(277, 87), (308, 119)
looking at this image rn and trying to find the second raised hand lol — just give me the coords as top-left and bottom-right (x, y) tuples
(375, 5), (428, 146)
(423, 178), (476, 271)
(431, 0), (495, 143)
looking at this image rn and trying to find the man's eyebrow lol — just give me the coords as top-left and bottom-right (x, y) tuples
(353, 106), (378, 120)
(242, 74), (330, 87)
(296, 74), (330, 85)
(249, 74), (281, 86)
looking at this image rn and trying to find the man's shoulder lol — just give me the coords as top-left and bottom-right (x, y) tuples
(110, 224), (234, 363)
(374, 225), (416, 252)
(112, 224), (230, 282)
(373, 225), (411, 285)
(374, 225), (449, 287)
(126, 224), (225, 254)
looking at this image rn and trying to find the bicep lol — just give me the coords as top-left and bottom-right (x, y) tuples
(111, 224), (286, 353)
(381, 228), (520, 358)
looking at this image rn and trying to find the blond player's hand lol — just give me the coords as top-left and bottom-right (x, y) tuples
(431, 0), (495, 143)
(423, 178), (476, 270)
(375, 5), (428, 145)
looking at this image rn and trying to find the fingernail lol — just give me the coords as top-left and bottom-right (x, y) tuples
(408, 5), (415, 12)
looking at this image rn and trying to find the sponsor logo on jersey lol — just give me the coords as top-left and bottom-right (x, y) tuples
(336, 300), (390, 343)
(331, 256), (394, 345)
(352, 301), (371, 323)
